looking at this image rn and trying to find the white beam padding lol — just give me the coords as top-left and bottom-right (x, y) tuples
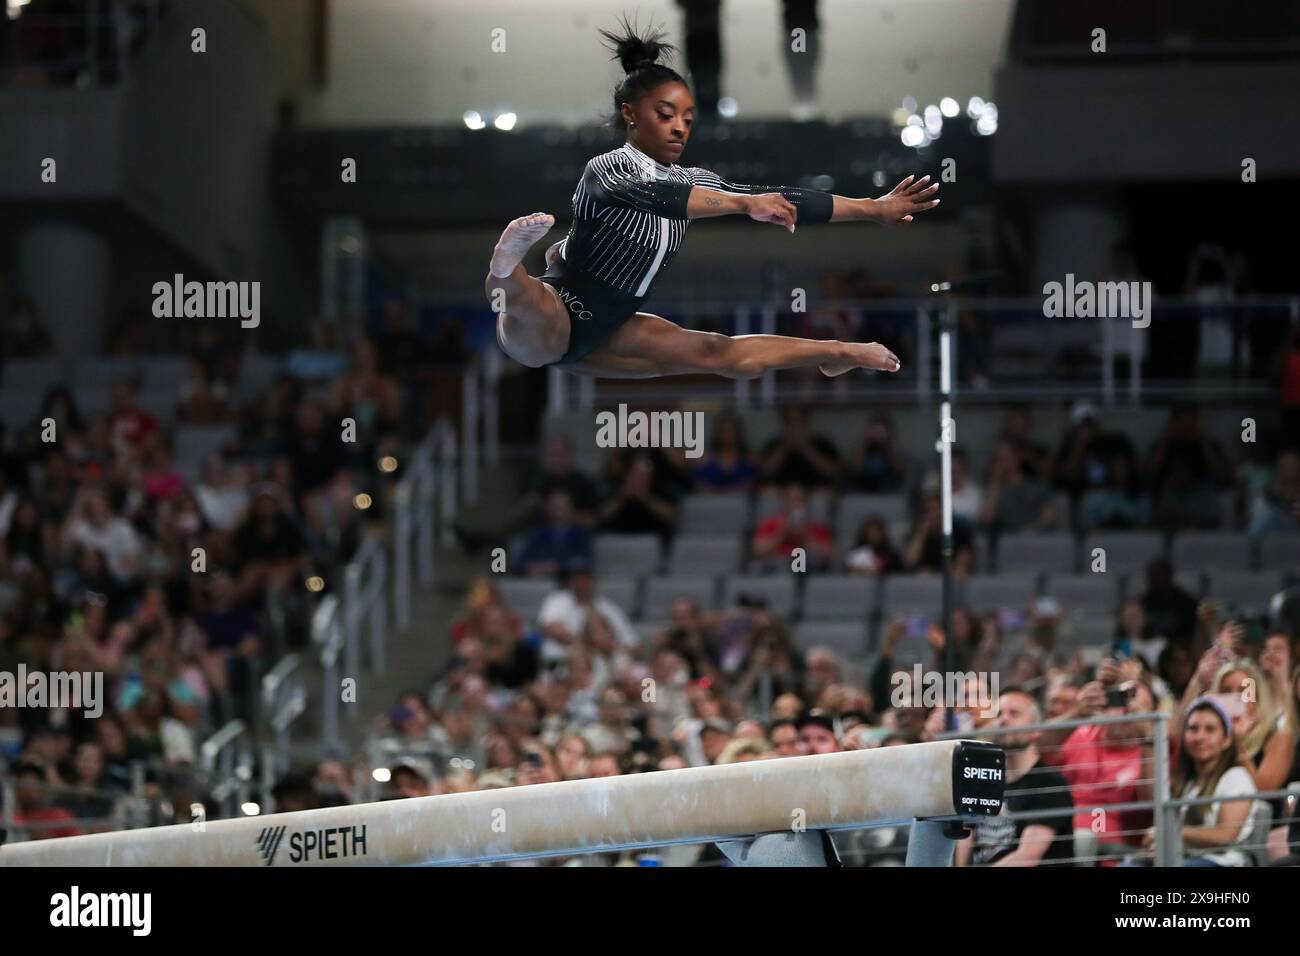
(0, 740), (1004, 867)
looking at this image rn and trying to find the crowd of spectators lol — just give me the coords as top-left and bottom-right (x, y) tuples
(0, 299), (427, 840)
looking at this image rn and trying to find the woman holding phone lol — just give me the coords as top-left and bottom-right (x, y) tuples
(1143, 697), (1258, 866)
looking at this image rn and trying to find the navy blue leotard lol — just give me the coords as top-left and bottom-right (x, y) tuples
(539, 141), (834, 365)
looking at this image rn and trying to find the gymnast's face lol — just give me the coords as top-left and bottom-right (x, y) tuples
(625, 81), (694, 165)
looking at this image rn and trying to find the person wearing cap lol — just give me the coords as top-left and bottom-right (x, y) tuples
(795, 708), (840, 755)
(389, 757), (435, 799)
(698, 717), (733, 764)
(1141, 697), (1257, 866)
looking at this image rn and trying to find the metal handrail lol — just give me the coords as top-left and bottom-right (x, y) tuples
(313, 594), (345, 755)
(393, 421), (441, 628)
(200, 719), (250, 819)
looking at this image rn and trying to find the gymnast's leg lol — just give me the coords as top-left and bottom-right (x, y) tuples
(484, 213), (570, 368)
(568, 312), (900, 379)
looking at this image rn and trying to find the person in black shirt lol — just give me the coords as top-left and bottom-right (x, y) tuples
(958, 688), (1075, 866)
(760, 406), (842, 490)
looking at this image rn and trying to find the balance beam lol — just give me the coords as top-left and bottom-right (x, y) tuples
(0, 740), (1004, 867)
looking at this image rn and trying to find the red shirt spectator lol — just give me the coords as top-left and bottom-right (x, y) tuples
(752, 484), (833, 570)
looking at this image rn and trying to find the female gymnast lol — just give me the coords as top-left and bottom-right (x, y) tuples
(485, 21), (941, 380)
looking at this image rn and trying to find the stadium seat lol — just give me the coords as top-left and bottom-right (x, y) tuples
(992, 531), (1078, 575)
(795, 620), (869, 660)
(1082, 532), (1165, 575)
(1043, 574), (1121, 615)
(960, 573), (1040, 612)
(1170, 532), (1253, 572)
(679, 492), (750, 535)
(0, 389), (45, 433)
(1, 357), (67, 390)
(1259, 534), (1300, 573)
(641, 575), (718, 619)
(175, 424), (238, 470)
(73, 357), (142, 388)
(878, 575), (943, 618)
(495, 578), (556, 622)
(669, 535), (744, 574)
(594, 534), (662, 577)
(802, 575), (875, 621)
(721, 575), (797, 618)
(836, 493), (909, 547)
(1203, 572), (1286, 614)
(597, 576), (641, 618)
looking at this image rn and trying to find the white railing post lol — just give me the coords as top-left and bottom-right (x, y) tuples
(393, 482), (411, 629)
(439, 422), (457, 547)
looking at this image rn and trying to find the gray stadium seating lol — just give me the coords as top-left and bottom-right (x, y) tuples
(836, 493), (909, 546)
(679, 492), (750, 535)
(878, 575), (943, 618)
(1, 357), (66, 390)
(795, 620), (870, 660)
(669, 535), (744, 574)
(802, 575), (875, 621)
(1259, 534), (1300, 574)
(1170, 532), (1253, 572)
(993, 531), (1078, 575)
(641, 575), (719, 620)
(1082, 531), (1165, 575)
(597, 576), (641, 618)
(721, 575), (797, 618)
(594, 534), (662, 577)
(1203, 572), (1286, 613)
(494, 577), (555, 622)
(1043, 574), (1121, 615)
(960, 573), (1040, 611)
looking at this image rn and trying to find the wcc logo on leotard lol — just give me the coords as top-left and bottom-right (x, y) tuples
(554, 287), (593, 321)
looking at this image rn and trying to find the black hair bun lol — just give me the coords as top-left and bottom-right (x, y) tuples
(598, 16), (675, 75)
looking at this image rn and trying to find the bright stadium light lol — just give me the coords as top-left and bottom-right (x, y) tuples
(975, 102), (998, 135)
(901, 95), (917, 113)
(463, 110), (485, 130)
(373, 768), (392, 783)
(494, 112), (517, 131)
(940, 97), (960, 117)
(901, 125), (925, 147)
(718, 96), (739, 118)
(240, 802), (261, 816)
(967, 95), (986, 118)
(924, 104), (943, 136)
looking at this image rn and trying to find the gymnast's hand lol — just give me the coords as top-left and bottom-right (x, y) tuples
(872, 175), (941, 224)
(747, 192), (799, 232)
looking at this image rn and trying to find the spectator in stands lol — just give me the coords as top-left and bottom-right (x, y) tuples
(1248, 449), (1300, 534)
(516, 490), (594, 578)
(717, 736), (774, 763)
(843, 515), (899, 576)
(285, 321), (349, 383)
(795, 708), (840, 754)
(140, 441), (185, 503)
(998, 406), (1051, 480)
(280, 399), (351, 504)
(1044, 675), (1080, 719)
(3, 497), (50, 567)
(2, 296), (52, 357)
(478, 603), (539, 690)
(194, 454), (250, 534)
(733, 619), (803, 707)
(54, 740), (122, 830)
(388, 758), (435, 799)
(1039, 674), (1157, 862)
(1054, 401), (1137, 507)
(759, 406), (841, 491)
(948, 451), (982, 526)
(1272, 322), (1300, 452)
(555, 732), (592, 780)
(1140, 559), (1199, 649)
(107, 379), (159, 453)
(11, 756), (80, 840)
(230, 485), (309, 606)
(583, 686), (642, 756)
(752, 482), (833, 572)
(957, 688), (1074, 866)
(118, 641), (202, 764)
(691, 414), (757, 492)
(331, 337), (401, 456)
(769, 717), (799, 756)
(846, 412), (905, 493)
(1145, 698), (1257, 866)
(61, 487), (143, 585)
(1197, 656), (1295, 803)
(597, 452), (679, 541)
(979, 439), (1058, 533)
(537, 565), (639, 670)
(1146, 405), (1230, 530)
(1113, 598), (1166, 673)
(1158, 643), (1195, 699)
(195, 568), (262, 720)
(516, 741), (562, 785)
(177, 358), (230, 425)
(902, 488), (975, 576)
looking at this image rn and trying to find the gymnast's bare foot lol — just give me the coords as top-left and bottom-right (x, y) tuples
(489, 213), (555, 278)
(820, 342), (901, 376)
